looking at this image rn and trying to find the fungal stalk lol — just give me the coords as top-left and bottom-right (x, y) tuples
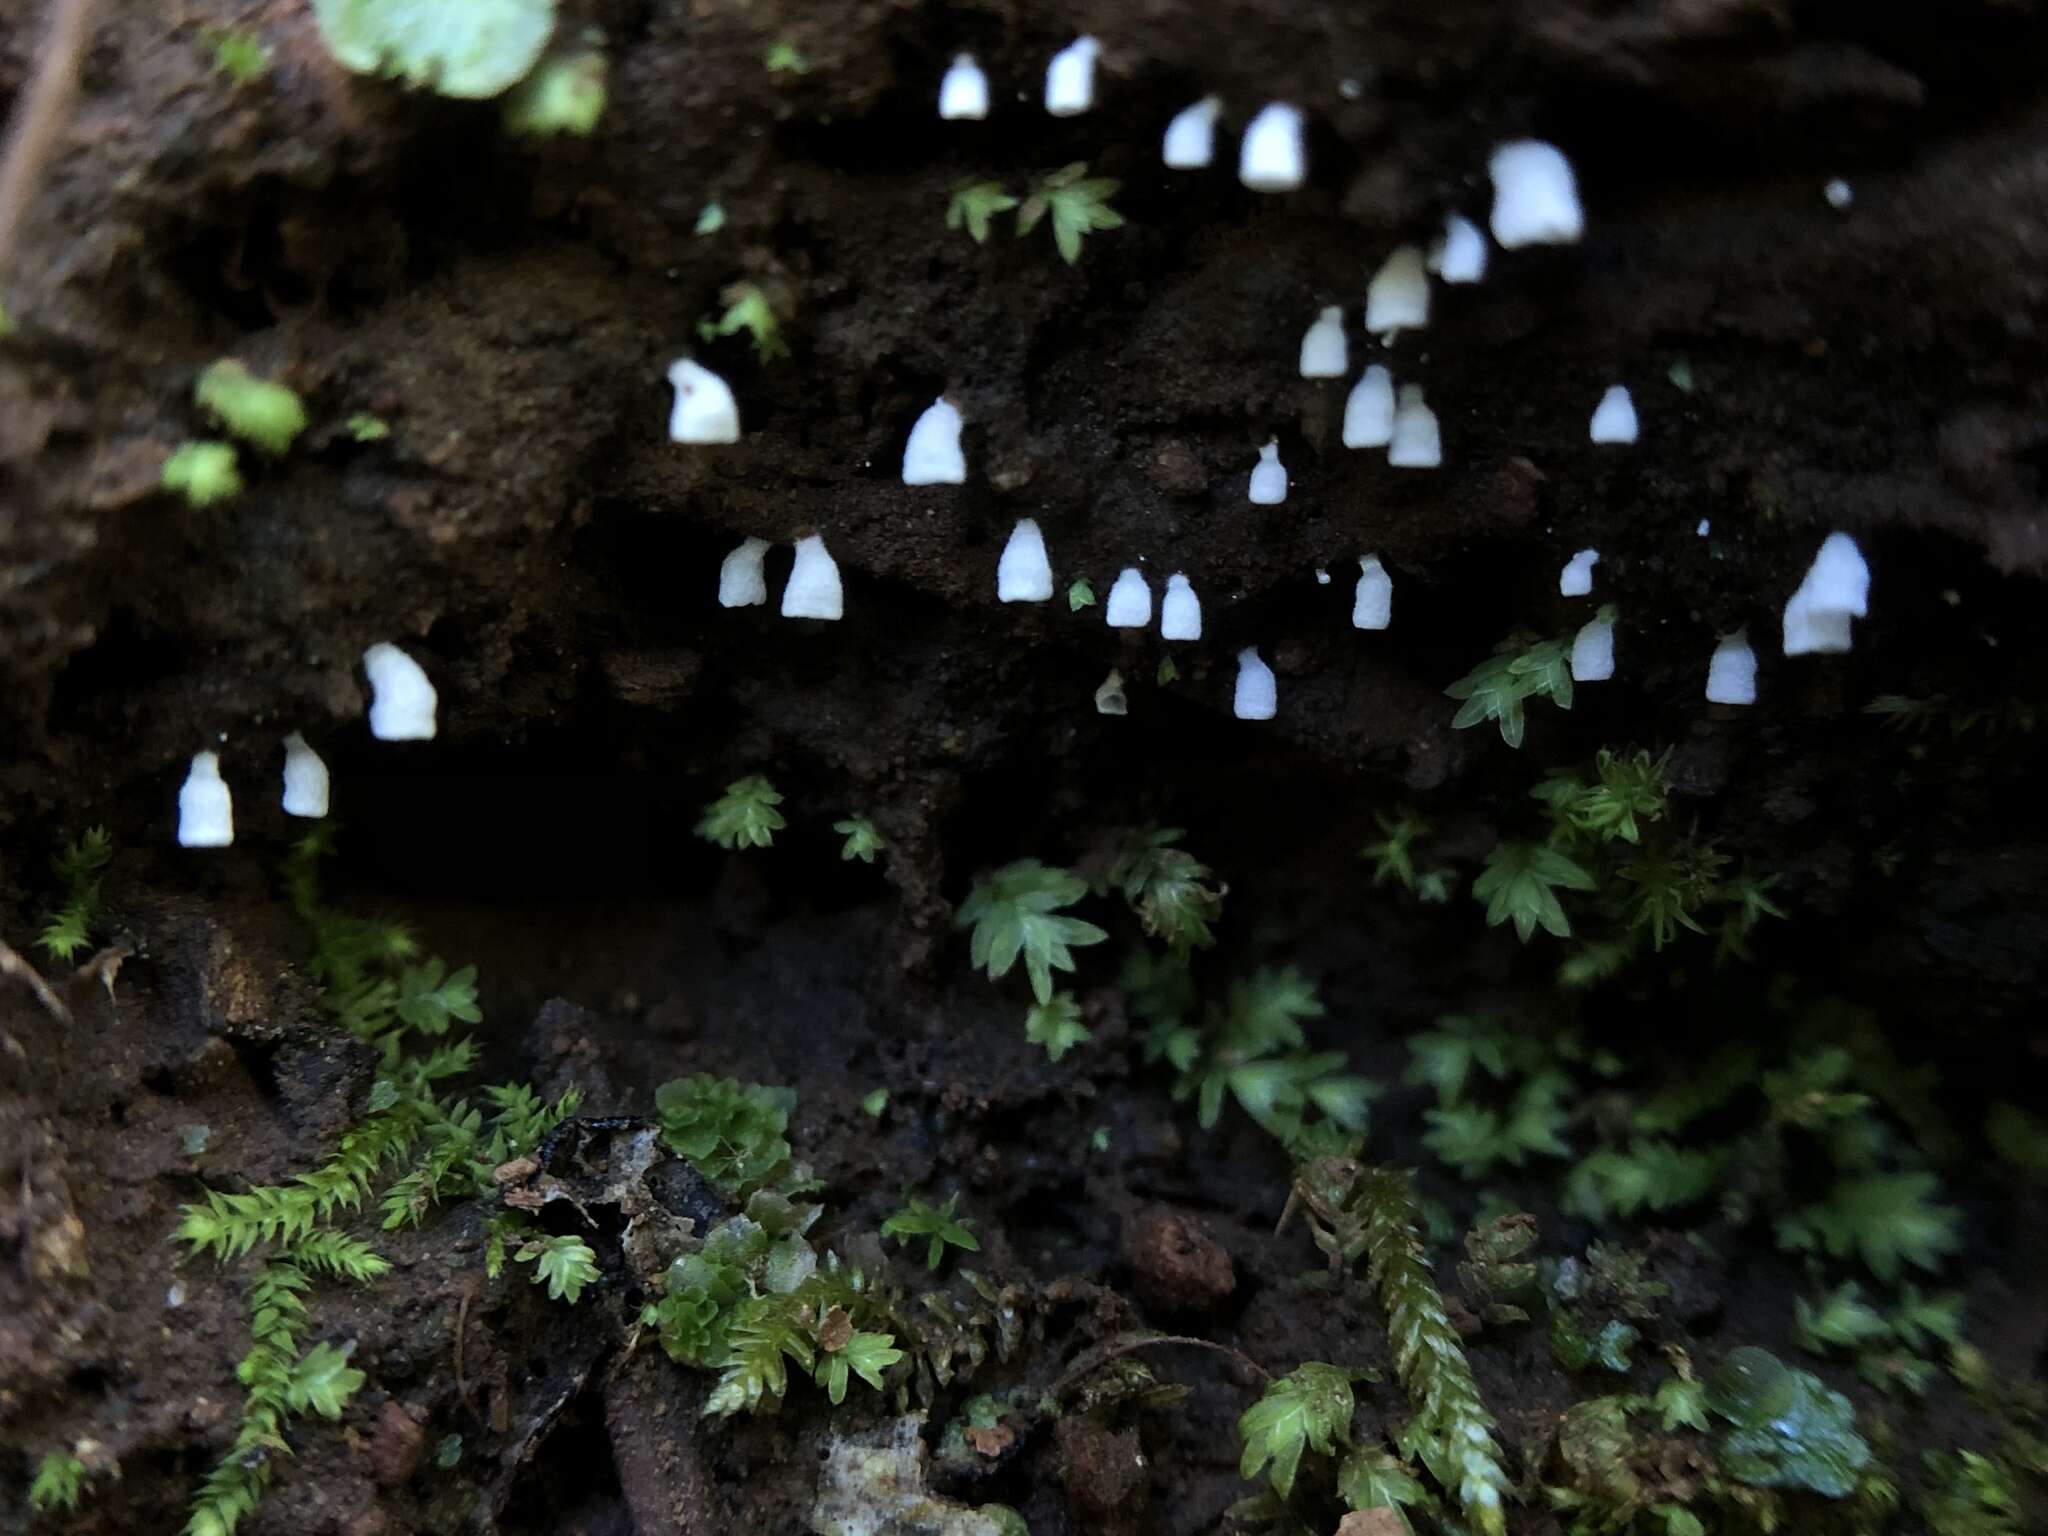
(667, 358), (740, 443)
(1705, 631), (1756, 705)
(1353, 555), (1392, 630)
(1162, 95), (1221, 169)
(178, 752), (234, 848)
(1559, 548), (1600, 597)
(782, 534), (843, 620)
(1161, 573), (1201, 640)
(1044, 36), (1099, 116)
(902, 396), (966, 485)
(997, 519), (1054, 603)
(1487, 140), (1583, 247)
(1343, 365), (1395, 449)
(938, 54), (988, 120)
(1429, 213), (1488, 284)
(719, 536), (770, 607)
(1105, 567), (1152, 629)
(362, 643), (438, 740)
(1239, 103), (1305, 192)
(1388, 385), (1441, 468)
(280, 733), (330, 818)
(1233, 648), (1276, 720)
(1249, 439), (1288, 504)
(1365, 245), (1430, 338)
(1299, 306), (1348, 378)
(1782, 532), (1868, 657)
(1589, 386), (1638, 445)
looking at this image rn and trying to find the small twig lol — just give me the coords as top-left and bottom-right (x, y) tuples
(454, 1276), (480, 1423)
(0, 0), (100, 282)
(0, 937), (73, 1026)
(1051, 1330), (1270, 1402)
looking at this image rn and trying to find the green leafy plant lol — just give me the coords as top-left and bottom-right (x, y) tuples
(1067, 578), (1096, 610)
(1016, 163), (1126, 264)
(654, 1074), (797, 1195)
(1169, 968), (1375, 1147)
(1024, 991), (1091, 1062)
(882, 1194), (979, 1271)
(1775, 1171), (1961, 1281)
(814, 1327), (905, 1405)
(346, 412), (390, 441)
(1446, 635), (1574, 748)
(1424, 1072), (1572, 1177)
(1457, 1213), (1540, 1327)
(161, 440), (243, 506)
(1104, 827), (1225, 953)
(515, 1233), (599, 1303)
(504, 45), (607, 136)
(1707, 1346), (1870, 1498)
(1361, 812), (1427, 892)
(1563, 1140), (1720, 1222)
(37, 826), (112, 963)
(203, 27), (272, 82)
(194, 360), (307, 455)
(1794, 1281), (1891, 1356)
(1473, 841), (1597, 941)
(947, 180), (1019, 244)
(1533, 749), (1670, 845)
(1238, 1362), (1360, 1499)
(700, 282), (789, 362)
(28, 1452), (88, 1514)
(1919, 1448), (2033, 1536)
(835, 815), (884, 863)
(955, 858), (1107, 1004)
(763, 39), (809, 74)
(695, 201), (726, 235)
(695, 775), (786, 849)
(311, 0), (556, 99)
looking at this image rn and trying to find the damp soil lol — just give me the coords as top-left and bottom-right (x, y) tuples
(5, 1), (2048, 1533)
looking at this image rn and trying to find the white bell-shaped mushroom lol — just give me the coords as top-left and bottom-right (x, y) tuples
(1589, 386), (1638, 445)
(178, 751), (234, 847)
(1488, 140), (1584, 248)
(782, 534), (843, 620)
(1105, 567), (1151, 628)
(666, 358), (740, 444)
(1239, 103), (1305, 192)
(1044, 36), (1099, 116)
(1162, 95), (1222, 168)
(997, 519), (1054, 603)
(281, 733), (330, 818)
(1233, 648), (1276, 720)
(1429, 213), (1489, 284)
(1249, 439), (1288, 504)
(1571, 615), (1615, 682)
(1353, 555), (1392, 630)
(1365, 245), (1430, 337)
(1388, 386), (1441, 468)
(902, 396), (966, 485)
(1706, 631), (1757, 705)
(1161, 573), (1201, 640)
(363, 643), (438, 741)
(939, 53), (988, 120)
(719, 537), (770, 607)
(1782, 532), (1869, 657)
(1299, 306), (1348, 378)
(1559, 548), (1601, 597)
(1342, 366), (1395, 449)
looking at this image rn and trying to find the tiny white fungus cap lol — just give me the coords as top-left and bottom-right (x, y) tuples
(1590, 386), (1638, 445)
(1429, 213), (1489, 284)
(1314, 568), (1330, 585)
(1488, 140), (1584, 248)
(281, 733), (330, 818)
(667, 358), (740, 444)
(1388, 385), (1441, 468)
(363, 643), (438, 740)
(1161, 573), (1201, 640)
(1571, 616), (1615, 681)
(902, 396), (966, 485)
(1233, 648), (1277, 720)
(1365, 245), (1430, 337)
(1697, 519), (1711, 536)
(997, 519), (1054, 603)
(939, 54), (989, 120)
(1342, 365), (1395, 448)
(1044, 35), (1099, 116)
(719, 536), (771, 607)
(1239, 103), (1306, 192)
(1705, 631), (1757, 705)
(1249, 439), (1288, 505)
(782, 534), (844, 620)
(1782, 532), (1869, 656)
(178, 751), (235, 847)
(1162, 95), (1222, 169)
(1353, 555), (1392, 630)
(1299, 306), (1348, 378)
(1825, 178), (1853, 210)
(1559, 548), (1600, 597)
(1105, 567), (1152, 628)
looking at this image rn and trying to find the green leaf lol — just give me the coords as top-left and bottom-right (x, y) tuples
(1473, 842), (1596, 941)
(707, 283), (789, 363)
(194, 360), (307, 454)
(814, 1330), (904, 1404)
(1562, 1140), (1719, 1222)
(286, 1341), (366, 1418)
(954, 859), (1107, 1003)
(394, 958), (481, 1035)
(1067, 578), (1096, 610)
(503, 46), (607, 136)
(1338, 1446), (1427, 1530)
(1446, 636), (1573, 747)
(520, 1233), (599, 1304)
(881, 1194), (979, 1271)
(1774, 1172), (1960, 1282)
(696, 775), (786, 849)
(310, 0), (556, 99)
(834, 816), (885, 863)
(1404, 1014), (1513, 1105)
(29, 1452), (87, 1513)
(1107, 827), (1225, 952)
(654, 1074), (796, 1194)
(1016, 163), (1125, 264)
(946, 180), (1020, 244)
(1653, 1374), (1709, 1433)
(1362, 813), (1426, 892)
(1024, 991), (1092, 1062)
(1237, 1363), (1357, 1498)
(1794, 1282), (1892, 1356)
(162, 440), (243, 506)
